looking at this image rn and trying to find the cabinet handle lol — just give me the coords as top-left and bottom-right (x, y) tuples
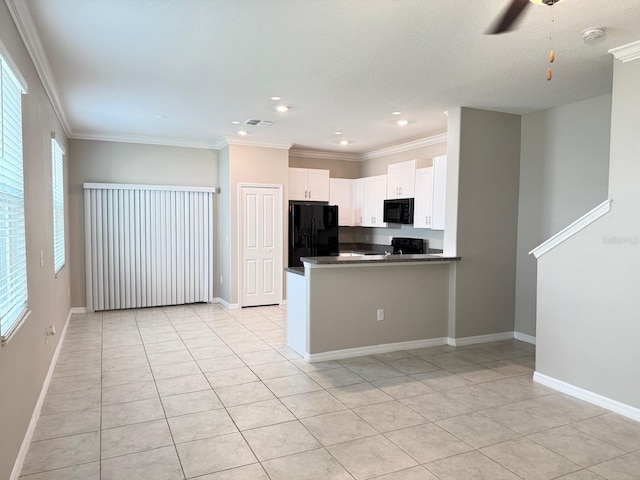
(309, 190), (312, 199)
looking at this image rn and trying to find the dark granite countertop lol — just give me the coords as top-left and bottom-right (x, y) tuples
(300, 253), (460, 265)
(285, 266), (305, 276)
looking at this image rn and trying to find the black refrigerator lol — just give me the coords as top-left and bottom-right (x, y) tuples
(288, 202), (339, 267)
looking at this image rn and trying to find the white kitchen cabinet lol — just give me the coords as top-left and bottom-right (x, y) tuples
(387, 159), (416, 199)
(351, 178), (364, 226)
(413, 167), (434, 228)
(329, 178), (353, 226)
(288, 168), (330, 201)
(362, 174), (387, 227)
(431, 155), (447, 230)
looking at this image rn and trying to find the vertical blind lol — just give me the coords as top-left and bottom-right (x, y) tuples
(0, 53), (27, 342)
(52, 137), (65, 274)
(84, 183), (215, 311)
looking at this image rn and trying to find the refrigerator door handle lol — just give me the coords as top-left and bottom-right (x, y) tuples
(311, 217), (316, 256)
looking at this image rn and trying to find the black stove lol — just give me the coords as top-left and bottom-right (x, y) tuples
(391, 237), (424, 255)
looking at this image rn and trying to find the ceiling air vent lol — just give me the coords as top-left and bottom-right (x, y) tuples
(243, 119), (274, 127)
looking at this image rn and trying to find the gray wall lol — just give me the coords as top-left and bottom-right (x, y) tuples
(451, 108), (522, 338)
(67, 140), (219, 308)
(0, 5), (71, 478)
(515, 95), (611, 338)
(536, 56), (640, 410)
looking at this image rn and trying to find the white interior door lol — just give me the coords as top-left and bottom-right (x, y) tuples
(241, 186), (281, 307)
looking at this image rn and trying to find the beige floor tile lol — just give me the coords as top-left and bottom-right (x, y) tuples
(101, 419), (173, 459)
(102, 366), (153, 387)
(555, 471), (607, 480)
(101, 397), (165, 428)
(481, 375), (552, 401)
(421, 352), (474, 369)
(306, 367), (365, 388)
(53, 360), (101, 378)
(21, 432), (100, 476)
(425, 451), (521, 479)
(327, 434), (417, 480)
(354, 400), (427, 433)
(528, 425), (626, 467)
(242, 420), (321, 461)
(372, 376), (436, 399)
(372, 466), (439, 479)
(101, 445), (183, 480)
(196, 354), (245, 372)
(18, 461), (99, 480)
(147, 349), (194, 366)
(290, 359), (342, 372)
(102, 343), (147, 359)
(238, 349), (286, 365)
(249, 360), (302, 380)
(57, 348), (101, 365)
(262, 448), (353, 480)
(215, 381), (276, 406)
(192, 463), (269, 480)
(155, 373), (211, 396)
(143, 341), (188, 356)
(481, 437), (581, 480)
(46, 373), (101, 396)
(161, 389), (223, 417)
(412, 369), (474, 391)
(188, 344), (236, 360)
(589, 453), (640, 480)
(346, 362), (405, 381)
(204, 366), (259, 387)
(177, 433), (256, 477)
(151, 360), (201, 380)
(447, 364), (509, 383)
(400, 392), (473, 421)
(168, 408), (237, 443)
(480, 398), (568, 435)
(229, 339), (272, 354)
(279, 390), (348, 419)
(573, 413), (640, 452)
(41, 388), (101, 415)
(302, 410), (377, 445)
(386, 423), (473, 464)
(445, 383), (512, 410)
(384, 357), (441, 375)
(32, 408), (101, 442)
(373, 351), (414, 362)
(227, 398), (295, 430)
(338, 355), (380, 366)
(263, 373), (323, 397)
(327, 382), (394, 408)
(435, 412), (520, 448)
(102, 380), (158, 405)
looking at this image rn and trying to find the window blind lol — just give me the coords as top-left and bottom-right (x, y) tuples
(0, 54), (27, 342)
(52, 137), (65, 274)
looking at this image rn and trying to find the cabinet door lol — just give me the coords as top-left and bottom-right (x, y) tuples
(363, 175), (387, 227)
(387, 163), (402, 199)
(288, 168), (308, 200)
(413, 167), (433, 228)
(330, 178), (352, 226)
(431, 156), (447, 230)
(351, 178), (364, 226)
(399, 160), (416, 198)
(306, 169), (330, 201)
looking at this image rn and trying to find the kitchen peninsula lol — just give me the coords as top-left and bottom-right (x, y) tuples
(286, 253), (460, 362)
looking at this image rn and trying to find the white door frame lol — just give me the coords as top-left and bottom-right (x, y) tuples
(237, 183), (284, 307)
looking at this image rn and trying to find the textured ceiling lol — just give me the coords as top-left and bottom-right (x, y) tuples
(13, 0), (640, 153)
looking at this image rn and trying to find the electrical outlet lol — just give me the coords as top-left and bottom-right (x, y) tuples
(377, 309), (384, 321)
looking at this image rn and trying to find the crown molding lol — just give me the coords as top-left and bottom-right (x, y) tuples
(5, 0), (72, 136)
(609, 40), (640, 63)
(214, 137), (292, 150)
(289, 149), (362, 162)
(71, 132), (219, 150)
(361, 133), (448, 160)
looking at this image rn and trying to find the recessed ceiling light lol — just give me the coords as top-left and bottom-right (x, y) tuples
(270, 96), (281, 101)
(238, 130), (248, 136)
(340, 140), (349, 146)
(397, 120), (409, 126)
(334, 131), (342, 135)
(231, 120), (240, 125)
(392, 111), (402, 116)
(275, 105), (289, 113)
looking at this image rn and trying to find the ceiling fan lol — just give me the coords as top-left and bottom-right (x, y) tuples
(488, 0), (564, 35)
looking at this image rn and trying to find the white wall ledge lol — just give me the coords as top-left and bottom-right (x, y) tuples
(529, 199), (612, 259)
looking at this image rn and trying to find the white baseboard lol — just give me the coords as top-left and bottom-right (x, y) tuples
(305, 337), (449, 363)
(69, 307), (89, 314)
(514, 331), (536, 345)
(10, 309), (73, 480)
(534, 372), (640, 423)
(213, 298), (240, 310)
(448, 331), (514, 347)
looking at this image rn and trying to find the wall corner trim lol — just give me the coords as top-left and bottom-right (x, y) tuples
(9, 309), (73, 480)
(534, 372), (640, 422)
(609, 40), (640, 63)
(529, 199), (612, 259)
(514, 331), (536, 345)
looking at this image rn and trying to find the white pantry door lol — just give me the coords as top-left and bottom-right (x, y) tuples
(241, 186), (281, 307)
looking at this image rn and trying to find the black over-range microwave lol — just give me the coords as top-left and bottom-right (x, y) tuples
(383, 198), (414, 224)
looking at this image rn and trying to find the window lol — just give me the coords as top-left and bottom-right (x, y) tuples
(52, 136), (65, 274)
(0, 48), (28, 343)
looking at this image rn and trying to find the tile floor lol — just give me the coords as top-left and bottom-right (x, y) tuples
(19, 303), (640, 479)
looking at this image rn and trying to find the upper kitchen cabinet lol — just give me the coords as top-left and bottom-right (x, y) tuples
(431, 155), (447, 230)
(288, 168), (330, 201)
(413, 167), (434, 228)
(362, 175), (388, 227)
(329, 178), (353, 226)
(387, 159), (416, 199)
(351, 178), (365, 227)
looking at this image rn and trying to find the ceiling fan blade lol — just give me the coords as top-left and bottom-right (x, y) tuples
(488, 0), (531, 34)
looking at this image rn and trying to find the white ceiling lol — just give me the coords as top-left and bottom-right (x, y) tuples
(10, 0), (640, 153)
